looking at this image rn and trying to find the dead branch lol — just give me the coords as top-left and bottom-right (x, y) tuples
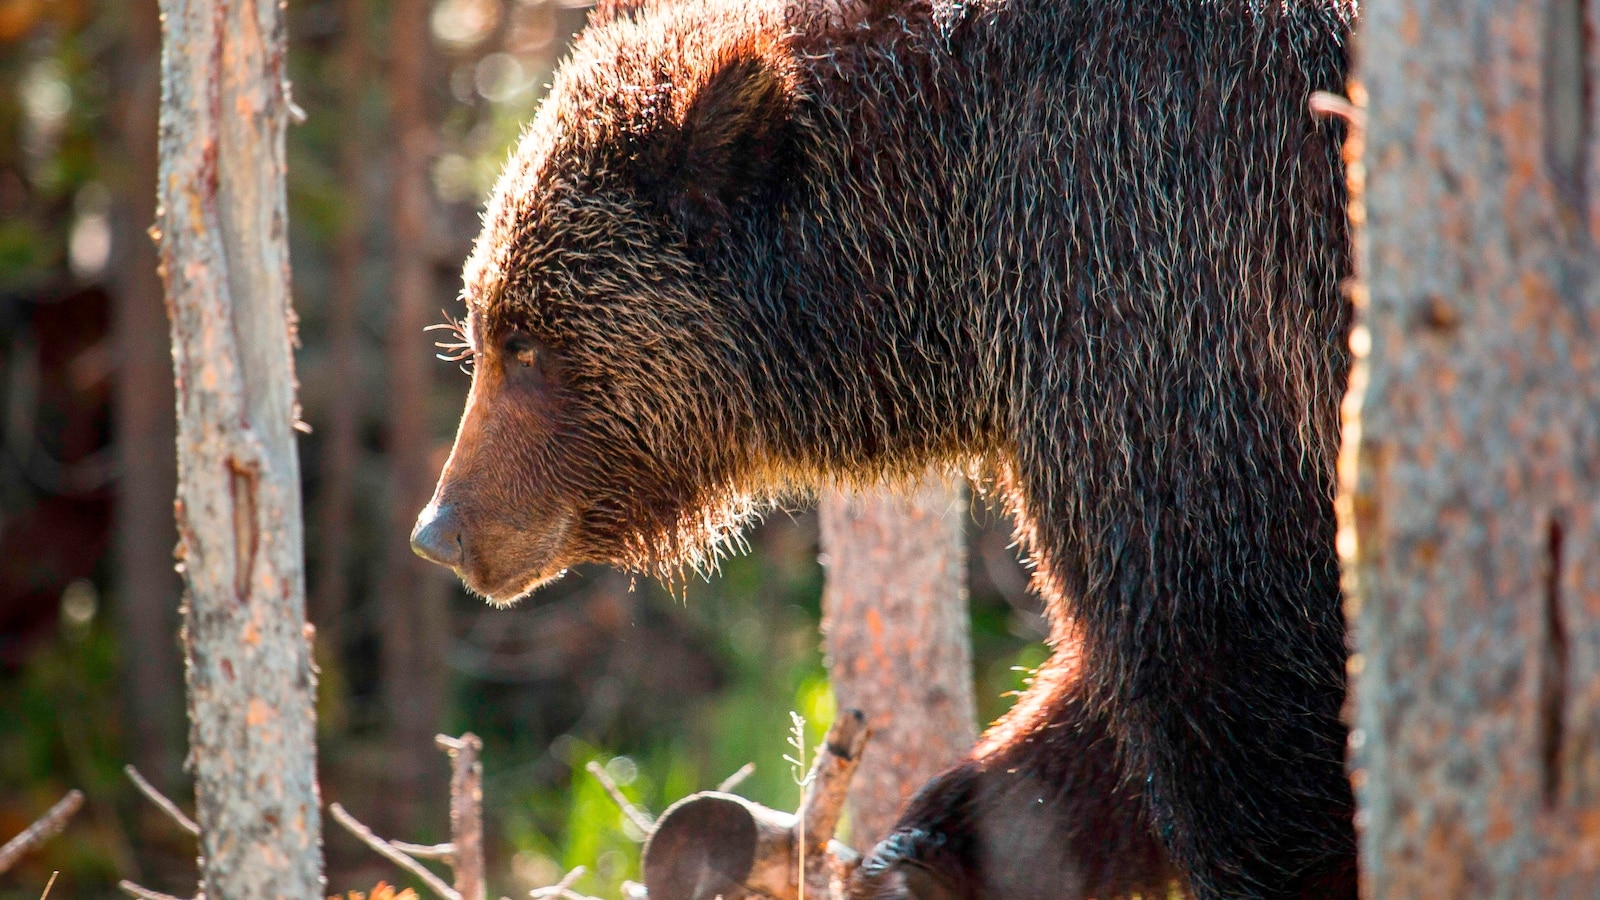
(329, 803), (460, 900)
(391, 841), (455, 861)
(331, 732), (491, 900)
(120, 768), (203, 900)
(585, 760), (655, 834)
(117, 881), (193, 900)
(529, 866), (605, 900)
(125, 765), (200, 837)
(641, 710), (870, 900)
(0, 790), (84, 875)
(438, 734), (485, 900)
(715, 763), (756, 794)
(799, 710), (869, 863)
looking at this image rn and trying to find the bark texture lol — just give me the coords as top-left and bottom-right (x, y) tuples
(1347, 1), (1600, 895)
(380, 0), (452, 830)
(112, 0), (183, 783)
(156, 0), (323, 894)
(819, 476), (978, 849)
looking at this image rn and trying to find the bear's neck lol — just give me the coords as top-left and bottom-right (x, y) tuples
(717, 4), (1006, 486)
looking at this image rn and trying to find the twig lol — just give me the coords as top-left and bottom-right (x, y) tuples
(528, 865), (584, 897)
(715, 762), (755, 794)
(438, 733), (485, 900)
(1309, 90), (1367, 130)
(584, 760), (655, 834)
(125, 765), (201, 837)
(0, 790), (85, 875)
(40, 870), (59, 900)
(328, 802), (461, 900)
(117, 881), (191, 900)
(391, 840), (455, 861)
(529, 866), (604, 900)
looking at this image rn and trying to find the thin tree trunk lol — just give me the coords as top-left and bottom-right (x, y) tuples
(111, 0), (183, 785)
(819, 475), (978, 849)
(155, 0), (323, 894)
(381, 0), (452, 831)
(1346, 0), (1600, 894)
(312, 0), (369, 675)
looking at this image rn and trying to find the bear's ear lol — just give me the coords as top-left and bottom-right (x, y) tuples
(647, 39), (797, 238)
(588, 0), (657, 26)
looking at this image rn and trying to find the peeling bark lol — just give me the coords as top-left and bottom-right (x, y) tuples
(1346, 0), (1600, 894)
(155, 0), (324, 895)
(819, 475), (978, 849)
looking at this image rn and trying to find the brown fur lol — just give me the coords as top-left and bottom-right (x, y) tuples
(414, 1), (1357, 897)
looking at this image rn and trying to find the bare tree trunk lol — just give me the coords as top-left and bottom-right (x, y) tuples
(312, 0), (369, 674)
(1345, 0), (1600, 894)
(156, 0), (323, 894)
(111, 0), (183, 785)
(819, 475), (977, 849)
(381, 0), (452, 831)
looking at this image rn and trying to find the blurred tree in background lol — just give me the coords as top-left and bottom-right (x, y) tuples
(0, 2), (1046, 897)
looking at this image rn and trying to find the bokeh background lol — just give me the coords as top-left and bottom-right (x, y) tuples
(0, 2), (1047, 896)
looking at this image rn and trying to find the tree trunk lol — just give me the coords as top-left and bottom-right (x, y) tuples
(1346, 1), (1600, 894)
(155, 0), (324, 895)
(819, 475), (978, 849)
(111, 0), (183, 785)
(380, 0), (452, 831)
(311, 0), (369, 681)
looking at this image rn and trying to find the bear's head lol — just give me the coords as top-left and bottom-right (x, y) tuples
(410, 2), (804, 604)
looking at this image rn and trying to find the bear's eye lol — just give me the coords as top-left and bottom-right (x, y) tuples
(504, 335), (538, 369)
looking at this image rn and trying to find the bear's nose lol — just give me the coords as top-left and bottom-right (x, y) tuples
(411, 503), (465, 569)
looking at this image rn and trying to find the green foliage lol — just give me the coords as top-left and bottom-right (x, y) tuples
(0, 597), (129, 899)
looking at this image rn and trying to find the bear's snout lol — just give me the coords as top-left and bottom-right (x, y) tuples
(411, 502), (466, 570)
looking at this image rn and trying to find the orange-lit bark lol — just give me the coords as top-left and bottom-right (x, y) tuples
(819, 475), (977, 848)
(1346, 0), (1600, 893)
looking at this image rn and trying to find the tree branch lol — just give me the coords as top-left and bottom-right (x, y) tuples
(715, 763), (755, 794)
(117, 881), (192, 900)
(529, 866), (605, 900)
(125, 765), (200, 837)
(0, 790), (84, 875)
(585, 760), (655, 835)
(390, 841), (454, 862)
(437, 733), (484, 900)
(328, 803), (460, 900)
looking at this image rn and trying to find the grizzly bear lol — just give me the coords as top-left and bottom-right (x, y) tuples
(410, 0), (1358, 897)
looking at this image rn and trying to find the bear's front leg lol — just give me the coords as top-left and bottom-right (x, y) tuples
(1118, 626), (1358, 900)
(848, 665), (1175, 900)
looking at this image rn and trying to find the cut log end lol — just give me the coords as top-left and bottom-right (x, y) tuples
(643, 793), (762, 900)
